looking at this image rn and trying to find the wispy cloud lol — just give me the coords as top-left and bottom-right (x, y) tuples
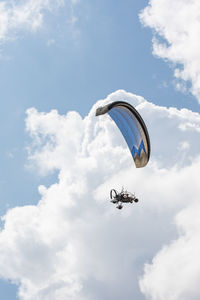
(0, 90), (200, 299)
(0, 0), (77, 43)
(140, 0), (200, 103)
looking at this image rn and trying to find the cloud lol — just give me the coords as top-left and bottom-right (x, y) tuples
(140, 0), (200, 102)
(0, 0), (77, 43)
(0, 90), (200, 299)
(140, 201), (200, 300)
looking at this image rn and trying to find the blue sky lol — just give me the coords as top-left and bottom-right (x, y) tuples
(1, 0), (156, 212)
(0, 0), (197, 212)
(1, 1), (200, 299)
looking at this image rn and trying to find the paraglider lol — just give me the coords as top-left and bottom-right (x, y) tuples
(95, 101), (150, 209)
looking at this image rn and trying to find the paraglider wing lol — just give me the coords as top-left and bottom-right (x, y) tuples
(96, 101), (150, 168)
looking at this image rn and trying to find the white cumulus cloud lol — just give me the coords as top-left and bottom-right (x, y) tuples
(140, 0), (200, 102)
(140, 201), (200, 300)
(0, 90), (200, 299)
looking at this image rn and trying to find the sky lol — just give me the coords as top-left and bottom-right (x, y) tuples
(1, 0), (200, 299)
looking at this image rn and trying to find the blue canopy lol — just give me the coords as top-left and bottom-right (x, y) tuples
(96, 101), (150, 168)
